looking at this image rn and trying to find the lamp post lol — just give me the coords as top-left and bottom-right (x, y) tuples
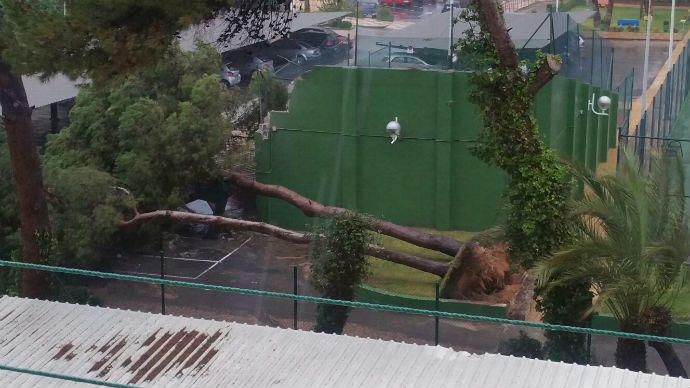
(449, 0), (454, 69)
(669, 0), (676, 70)
(641, 0), (653, 114)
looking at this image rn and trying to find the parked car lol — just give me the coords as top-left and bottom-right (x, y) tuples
(380, 0), (412, 7)
(441, 0), (469, 12)
(222, 50), (274, 82)
(382, 53), (435, 69)
(220, 63), (241, 86)
(290, 27), (350, 59)
(359, 0), (378, 17)
(261, 38), (321, 66)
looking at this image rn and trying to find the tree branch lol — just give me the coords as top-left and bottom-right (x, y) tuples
(119, 210), (449, 276)
(528, 54), (561, 96)
(226, 173), (462, 257)
(474, 0), (519, 70)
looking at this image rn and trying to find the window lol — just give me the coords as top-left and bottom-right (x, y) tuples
(391, 57), (405, 63)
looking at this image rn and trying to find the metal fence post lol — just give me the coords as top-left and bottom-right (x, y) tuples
(347, 33), (351, 67)
(586, 316), (593, 364)
(160, 249), (166, 315)
(590, 29), (595, 84)
(608, 47), (614, 90)
(293, 266), (298, 330)
(388, 42), (392, 68)
(434, 282), (440, 346)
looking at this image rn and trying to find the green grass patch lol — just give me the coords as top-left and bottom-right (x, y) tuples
(364, 228), (475, 297)
(580, 5), (690, 33)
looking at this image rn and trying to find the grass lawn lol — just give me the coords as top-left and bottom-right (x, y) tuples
(364, 228), (475, 297)
(577, 4), (690, 33)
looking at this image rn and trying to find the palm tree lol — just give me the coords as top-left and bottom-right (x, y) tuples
(537, 151), (689, 376)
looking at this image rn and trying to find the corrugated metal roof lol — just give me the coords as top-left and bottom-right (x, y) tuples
(0, 296), (687, 387)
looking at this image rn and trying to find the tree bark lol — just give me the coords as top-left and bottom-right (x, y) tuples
(648, 341), (688, 378)
(0, 59), (51, 298)
(475, 0), (519, 70)
(592, 0), (602, 29)
(615, 319), (647, 372)
(528, 55), (562, 96)
(604, 0), (615, 29)
(120, 210), (449, 276)
(226, 172), (463, 257)
(644, 306), (688, 378)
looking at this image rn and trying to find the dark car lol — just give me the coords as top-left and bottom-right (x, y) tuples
(359, 0), (378, 17)
(222, 50), (274, 82)
(290, 27), (351, 60)
(442, 0), (469, 12)
(261, 38), (321, 66)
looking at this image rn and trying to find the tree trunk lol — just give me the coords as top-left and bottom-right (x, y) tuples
(603, 0), (615, 29)
(615, 319), (647, 372)
(304, 0), (310, 12)
(120, 210), (449, 276)
(644, 306), (688, 378)
(592, 0), (602, 29)
(226, 173), (463, 257)
(0, 60), (50, 298)
(648, 341), (687, 378)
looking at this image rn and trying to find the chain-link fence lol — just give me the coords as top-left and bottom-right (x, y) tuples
(353, 11), (616, 90)
(621, 38), (690, 170)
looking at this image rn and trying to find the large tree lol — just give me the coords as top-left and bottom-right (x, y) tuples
(0, 0), (294, 296)
(40, 43), (233, 263)
(460, 0), (590, 362)
(0, 43), (51, 297)
(537, 152), (689, 376)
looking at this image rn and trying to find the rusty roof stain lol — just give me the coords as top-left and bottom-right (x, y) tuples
(0, 296), (686, 387)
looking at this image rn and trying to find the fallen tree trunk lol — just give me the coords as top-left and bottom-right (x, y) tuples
(226, 173), (462, 257)
(120, 210), (449, 276)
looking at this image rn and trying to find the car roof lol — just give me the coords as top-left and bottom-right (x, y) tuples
(293, 27), (334, 35)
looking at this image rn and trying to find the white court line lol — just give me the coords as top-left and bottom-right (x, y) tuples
(139, 255), (218, 263)
(194, 236), (253, 280)
(115, 270), (197, 280)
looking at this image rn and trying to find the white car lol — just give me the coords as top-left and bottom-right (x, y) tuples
(220, 63), (242, 86)
(382, 53), (434, 69)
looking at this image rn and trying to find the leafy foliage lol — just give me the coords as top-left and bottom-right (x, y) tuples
(458, 3), (586, 361)
(0, 130), (19, 258)
(537, 151), (689, 371)
(536, 281), (593, 363)
(458, 6), (572, 269)
(498, 331), (544, 359)
(250, 69), (288, 115)
(0, 0), (293, 82)
(36, 44), (232, 264)
(44, 44), (231, 211)
(310, 213), (371, 334)
(376, 7), (394, 22)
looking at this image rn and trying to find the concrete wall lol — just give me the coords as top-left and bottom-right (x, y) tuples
(257, 67), (618, 231)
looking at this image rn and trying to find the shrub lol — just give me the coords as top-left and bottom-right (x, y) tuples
(498, 331), (544, 359)
(326, 19), (353, 30)
(377, 6), (394, 22)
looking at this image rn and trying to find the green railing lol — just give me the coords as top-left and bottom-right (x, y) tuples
(1, 259), (690, 346)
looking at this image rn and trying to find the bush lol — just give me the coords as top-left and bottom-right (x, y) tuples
(310, 214), (371, 334)
(250, 70), (289, 113)
(326, 19), (353, 30)
(498, 331), (544, 359)
(377, 6), (393, 22)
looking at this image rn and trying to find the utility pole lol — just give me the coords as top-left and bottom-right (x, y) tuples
(641, 0), (653, 114)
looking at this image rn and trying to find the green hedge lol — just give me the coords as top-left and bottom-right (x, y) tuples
(356, 284), (507, 318)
